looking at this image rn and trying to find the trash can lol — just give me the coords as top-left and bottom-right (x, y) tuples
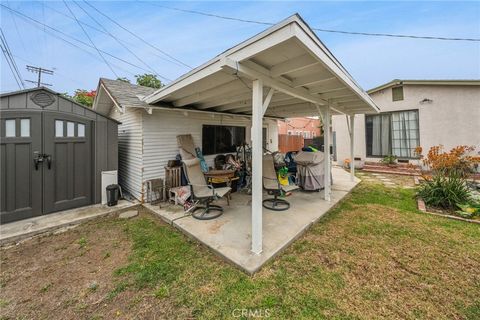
(106, 184), (119, 206)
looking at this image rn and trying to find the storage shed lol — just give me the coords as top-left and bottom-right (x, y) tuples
(0, 87), (119, 223)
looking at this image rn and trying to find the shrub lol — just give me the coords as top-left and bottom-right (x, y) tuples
(416, 172), (471, 209)
(419, 145), (480, 177)
(381, 155), (397, 165)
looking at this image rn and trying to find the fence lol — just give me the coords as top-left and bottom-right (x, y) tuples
(278, 134), (304, 153)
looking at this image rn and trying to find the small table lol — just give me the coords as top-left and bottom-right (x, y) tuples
(204, 170), (237, 204)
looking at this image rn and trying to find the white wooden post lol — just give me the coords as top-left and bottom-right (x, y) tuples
(349, 114), (355, 182)
(251, 79), (263, 254)
(324, 106), (331, 201)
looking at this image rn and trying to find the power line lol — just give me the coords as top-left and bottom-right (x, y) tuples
(62, 0), (119, 78)
(72, 1), (164, 79)
(5, 0), (27, 54)
(42, 2), (177, 74)
(0, 28), (25, 89)
(150, 4), (480, 42)
(83, 0), (193, 69)
(0, 4), (159, 78)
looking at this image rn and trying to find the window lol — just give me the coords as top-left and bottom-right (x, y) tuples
(366, 110), (419, 158)
(67, 122), (75, 137)
(392, 86), (404, 101)
(20, 119), (30, 137)
(78, 123), (85, 137)
(391, 111), (419, 157)
(202, 125), (246, 155)
(5, 119), (15, 137)
(55, 120), (64, 137)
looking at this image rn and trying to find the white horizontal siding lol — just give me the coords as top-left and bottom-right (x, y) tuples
(142, 109), (278, 184)
(109, 108), (143, 200)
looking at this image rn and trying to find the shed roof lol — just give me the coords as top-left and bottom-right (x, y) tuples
(368, 79), (480, 94)
(1, 86), (120, 123)
(142, 14), (379, 117)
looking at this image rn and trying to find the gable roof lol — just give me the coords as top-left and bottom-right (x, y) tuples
(1, 86), (120, 123)
(93, 78), (156, 114)
(368, 79), (480, 94)
(142, 14), (379, 117)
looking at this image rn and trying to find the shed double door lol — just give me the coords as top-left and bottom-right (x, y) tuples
(1, 111), (92, 223)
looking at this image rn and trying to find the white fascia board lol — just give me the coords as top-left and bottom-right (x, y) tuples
(98, 82), (124, 114)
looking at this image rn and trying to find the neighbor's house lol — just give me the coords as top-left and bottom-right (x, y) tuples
(278, 117), (321, 138)
(333, 80), (480, 166)
(93, 78), (279, 201)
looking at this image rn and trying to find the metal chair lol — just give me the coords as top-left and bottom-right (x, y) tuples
(183, 158), (231, 220)
(262, 154), (298, 211)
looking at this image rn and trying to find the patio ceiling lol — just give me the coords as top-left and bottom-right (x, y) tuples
(143, 14), (379, 118)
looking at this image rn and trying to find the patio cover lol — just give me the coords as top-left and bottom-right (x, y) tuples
(143, 14), (379, 254)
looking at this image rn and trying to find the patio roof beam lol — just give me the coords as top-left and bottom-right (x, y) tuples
(291, 74), (337, 88)
(173, 80), (243, 107)
(221, 58), (329, 107)
(196, 91), (252, 109)
(270, 53), (319, 77)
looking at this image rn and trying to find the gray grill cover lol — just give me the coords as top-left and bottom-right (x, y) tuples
(295, 151), (325, 190)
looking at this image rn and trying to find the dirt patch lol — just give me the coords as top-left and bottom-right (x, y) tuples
(0, 215), (153, 319)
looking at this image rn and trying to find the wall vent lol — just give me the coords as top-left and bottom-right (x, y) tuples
(31, 91), (55, 107)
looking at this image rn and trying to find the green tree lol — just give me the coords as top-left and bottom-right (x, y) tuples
(135, 73), (163, 88)
(72, 89), (96, 107)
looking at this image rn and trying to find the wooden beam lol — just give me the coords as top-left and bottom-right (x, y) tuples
(196, 90), (251, 109)
(172, 80), (242, 107)
(292, 73), (336, 88)
(270, 53), (318, 77)
(221, 58), (328, 107)
(262, 88), (274, 115)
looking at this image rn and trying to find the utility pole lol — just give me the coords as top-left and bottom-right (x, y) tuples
(26, 65), (53, 87)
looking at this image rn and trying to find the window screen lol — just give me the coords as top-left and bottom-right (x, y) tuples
(202, 125), (246, 155)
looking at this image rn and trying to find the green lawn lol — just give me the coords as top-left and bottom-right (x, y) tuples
(111, 181), (480, 319)
(2, 179), (479, 319)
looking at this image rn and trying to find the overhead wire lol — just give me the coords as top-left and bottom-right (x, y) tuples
(149, 3), (480, 42)
(41, 2), (176, 75)
(0, 4), (159, 77)
(62, 0), (119, 78)
(0, 28), (25, 89)
(72, 1), (168, 81)
(5, 0), (27, 54)
(82, 0), (193, 69)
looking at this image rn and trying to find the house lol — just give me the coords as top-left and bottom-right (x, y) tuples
(278, 117), (321, 138)
(93, 78), (280, 201)
(0, 87), (119, 223)
(332, 80), (480, 167)
(92, 14), (379, 262)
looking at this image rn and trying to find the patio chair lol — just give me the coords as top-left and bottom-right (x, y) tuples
(263, 154), (298, 211)
(183, 158), (231, 220)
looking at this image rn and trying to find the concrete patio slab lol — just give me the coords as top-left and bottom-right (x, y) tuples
(144, 167), (359, 274)
(0, 200), (138, 245)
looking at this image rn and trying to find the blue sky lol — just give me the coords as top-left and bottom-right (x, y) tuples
(1, 1), (479, 94)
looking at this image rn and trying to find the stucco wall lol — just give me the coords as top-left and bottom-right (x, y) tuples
(332, 84), (480, 165)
